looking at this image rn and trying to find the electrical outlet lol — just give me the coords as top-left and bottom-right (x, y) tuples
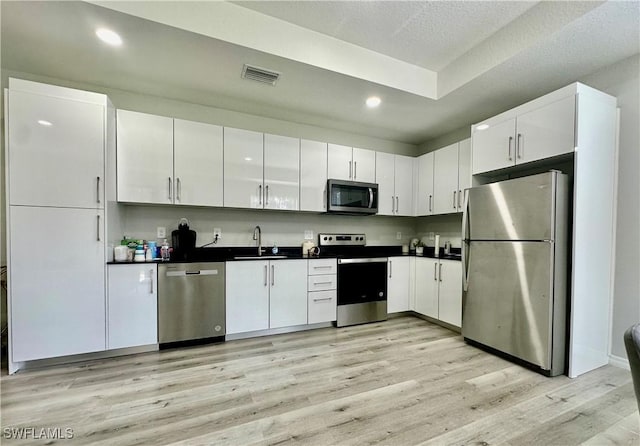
(428, 232), (435, 240)
(304, 230), (314, 240)
(396, 232), (402, 240)
(157, 227), (166, 239)
(213, 228), (222, 239)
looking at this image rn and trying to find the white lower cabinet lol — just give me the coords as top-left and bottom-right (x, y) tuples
(226, 260), (308, 334)
(107, 264), (158, 350)
(308, 259), (337, 324)
(414, 257), (461, 327)
(387, 257), (410, 313)
(9, 206), (106, 362)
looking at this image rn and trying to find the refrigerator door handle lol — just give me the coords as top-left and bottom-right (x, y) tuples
(461, 190), (471, 292)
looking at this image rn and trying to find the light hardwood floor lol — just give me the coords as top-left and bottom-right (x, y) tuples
(1, 316), (638, 445)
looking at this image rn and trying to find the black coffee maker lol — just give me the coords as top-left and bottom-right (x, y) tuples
(171, 218), (196, 261)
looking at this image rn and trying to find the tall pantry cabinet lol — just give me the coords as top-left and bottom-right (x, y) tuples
(5, 79), (114, 373)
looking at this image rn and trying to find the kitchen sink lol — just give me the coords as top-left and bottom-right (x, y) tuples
(233, 255), (289, 260)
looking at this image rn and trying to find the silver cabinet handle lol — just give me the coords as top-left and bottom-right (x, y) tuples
(517, 133), (523, 159)
(96, 215), (101, 241)
(96, 176), (101, 204)
(453, 190), (457, 209)
(271, 264), (275, 286)
(508, 136), (513, 161)
(168, 177), (172, 200)
(313, 297), (333, 302)
(354, 161), (357, 179)
(429, 195), (433, 212)
(265, 185), (269, 206)
(434, 262), (438, 281)
(149, 269), (154, 294)
(439, 263), (443, 282)
(458, 190), (462, 209)
(177, 178), (181, 202)
(348, 161), (352, 179)
(264, 265), (267, 286)
(259, 184), (263, 205)
(389, 260), (393, 278)
(391, 196), (395, 213)
(396, 196), (399, 214)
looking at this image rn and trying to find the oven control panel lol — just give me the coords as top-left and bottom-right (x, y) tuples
(318, 233), (366, 246)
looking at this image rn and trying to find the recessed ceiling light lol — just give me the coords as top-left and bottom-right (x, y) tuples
(366, 96), (381, 108)
(37, 120), (52, 127)
(244, 157), (252, 162)
(96, 28), (122, 46)
(476, 124), (490, 131)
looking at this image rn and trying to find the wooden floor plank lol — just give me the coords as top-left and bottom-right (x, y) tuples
(1, 316), (637, 445)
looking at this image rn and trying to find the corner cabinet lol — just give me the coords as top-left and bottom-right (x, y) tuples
(107, 264), (157, 350)
(5, 78), (112, 371)
(416, 152), (435, 216)
(414, 257), (461, 327)
(117, 110), (224, 207)
(433, 138), (471, 214)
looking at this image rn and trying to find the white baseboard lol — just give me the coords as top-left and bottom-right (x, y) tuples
(609, 354), (630, 370)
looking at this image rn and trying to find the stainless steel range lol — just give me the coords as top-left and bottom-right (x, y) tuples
(318, 233), (388, 327)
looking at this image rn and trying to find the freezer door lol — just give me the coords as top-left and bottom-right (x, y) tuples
(467, 172), (557, 241)
(462, 241), (555, 370)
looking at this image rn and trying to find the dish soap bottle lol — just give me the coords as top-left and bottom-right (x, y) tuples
(160, 239), (171, 261)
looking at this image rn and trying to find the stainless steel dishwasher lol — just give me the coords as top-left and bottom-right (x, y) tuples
(158, 262), (225, 344)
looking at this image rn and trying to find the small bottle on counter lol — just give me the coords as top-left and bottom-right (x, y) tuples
(160, 239), (170, 261)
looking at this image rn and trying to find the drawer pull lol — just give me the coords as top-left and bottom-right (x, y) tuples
(313, 281), (333, 285)
(313, 297), (333, 302)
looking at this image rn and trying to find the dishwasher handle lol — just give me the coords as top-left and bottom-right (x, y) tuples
(166, 270), (219, 277)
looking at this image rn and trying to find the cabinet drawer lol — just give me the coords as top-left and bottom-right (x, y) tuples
(308, 274), (337, 291)
(308, 290), (337, 324)
(308, 258), (337, 275)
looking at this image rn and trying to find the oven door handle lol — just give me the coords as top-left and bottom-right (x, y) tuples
(338, 258), (388, 264)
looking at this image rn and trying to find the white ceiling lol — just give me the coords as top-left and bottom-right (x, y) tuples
(1, 1), (639, 145)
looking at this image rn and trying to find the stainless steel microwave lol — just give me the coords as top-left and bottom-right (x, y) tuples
(327, 179), (378, 215)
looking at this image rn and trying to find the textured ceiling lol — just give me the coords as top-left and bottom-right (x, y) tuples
(231, 1), (539, 71)
(1, 1), (638, 146)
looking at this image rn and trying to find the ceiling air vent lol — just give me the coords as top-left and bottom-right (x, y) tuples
(241, 64), (280, 86)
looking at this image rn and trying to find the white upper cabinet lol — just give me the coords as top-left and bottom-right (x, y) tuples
(472, 95), (576, 175)
(8, 89), (105, 208)
(352, 147), (376, 183)
(457, 138), (472, 212)
(173, 119), (223, 207)
(223, 127), (264, 209)
(416, 152), (435, 216)
(433, 143), (459, 215)
(327, 144), (375, 182)
(264, 134), (300, 211)
(375, 153), (414, 216)
(327, 143), (353, 181)
(300, 139), (328, 212)
(117, 110), (173, 204)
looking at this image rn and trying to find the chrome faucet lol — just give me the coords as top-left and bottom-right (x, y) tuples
(253, 225), (263, 256)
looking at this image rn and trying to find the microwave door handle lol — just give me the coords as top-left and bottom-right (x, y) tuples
(368, 188), (373, 208)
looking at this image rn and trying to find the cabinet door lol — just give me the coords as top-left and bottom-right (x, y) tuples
(414, 258), (438, 319)
(438, 260), (462, 327)
(226, 261), (269, 334)
(416, 152), (434, 216)
(516, 96), (576, 165)
(471, 117), (516, 175)
(223, 128), (264, 209)
(8, 90), (104, 208)
(387, 257), (410, 313)
(375, 151), (395, 215)
(308, 290), (337, 324)
(264, 134), (300, 211)
(107, 265), (157, 349)
(433, 143), (459, 215)
(352, 147), (376, 183)
(457, 138), (472, 212)
(270, 260), (308, 329)
(9, 206), (105, 362)
(116, 110), (173, 204)
(394, 155), (414, 216)
(327, 143), (352, 181)
(300, 140), (328, 212)
(174, 119), (223, 207)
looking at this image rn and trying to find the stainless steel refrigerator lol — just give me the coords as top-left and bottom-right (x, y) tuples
(461, 171), (569, 376)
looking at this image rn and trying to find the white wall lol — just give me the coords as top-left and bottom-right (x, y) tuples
(579, 54), (640, 359)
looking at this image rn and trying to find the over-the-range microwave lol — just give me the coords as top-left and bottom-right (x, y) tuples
(326, 179), (378, 215)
